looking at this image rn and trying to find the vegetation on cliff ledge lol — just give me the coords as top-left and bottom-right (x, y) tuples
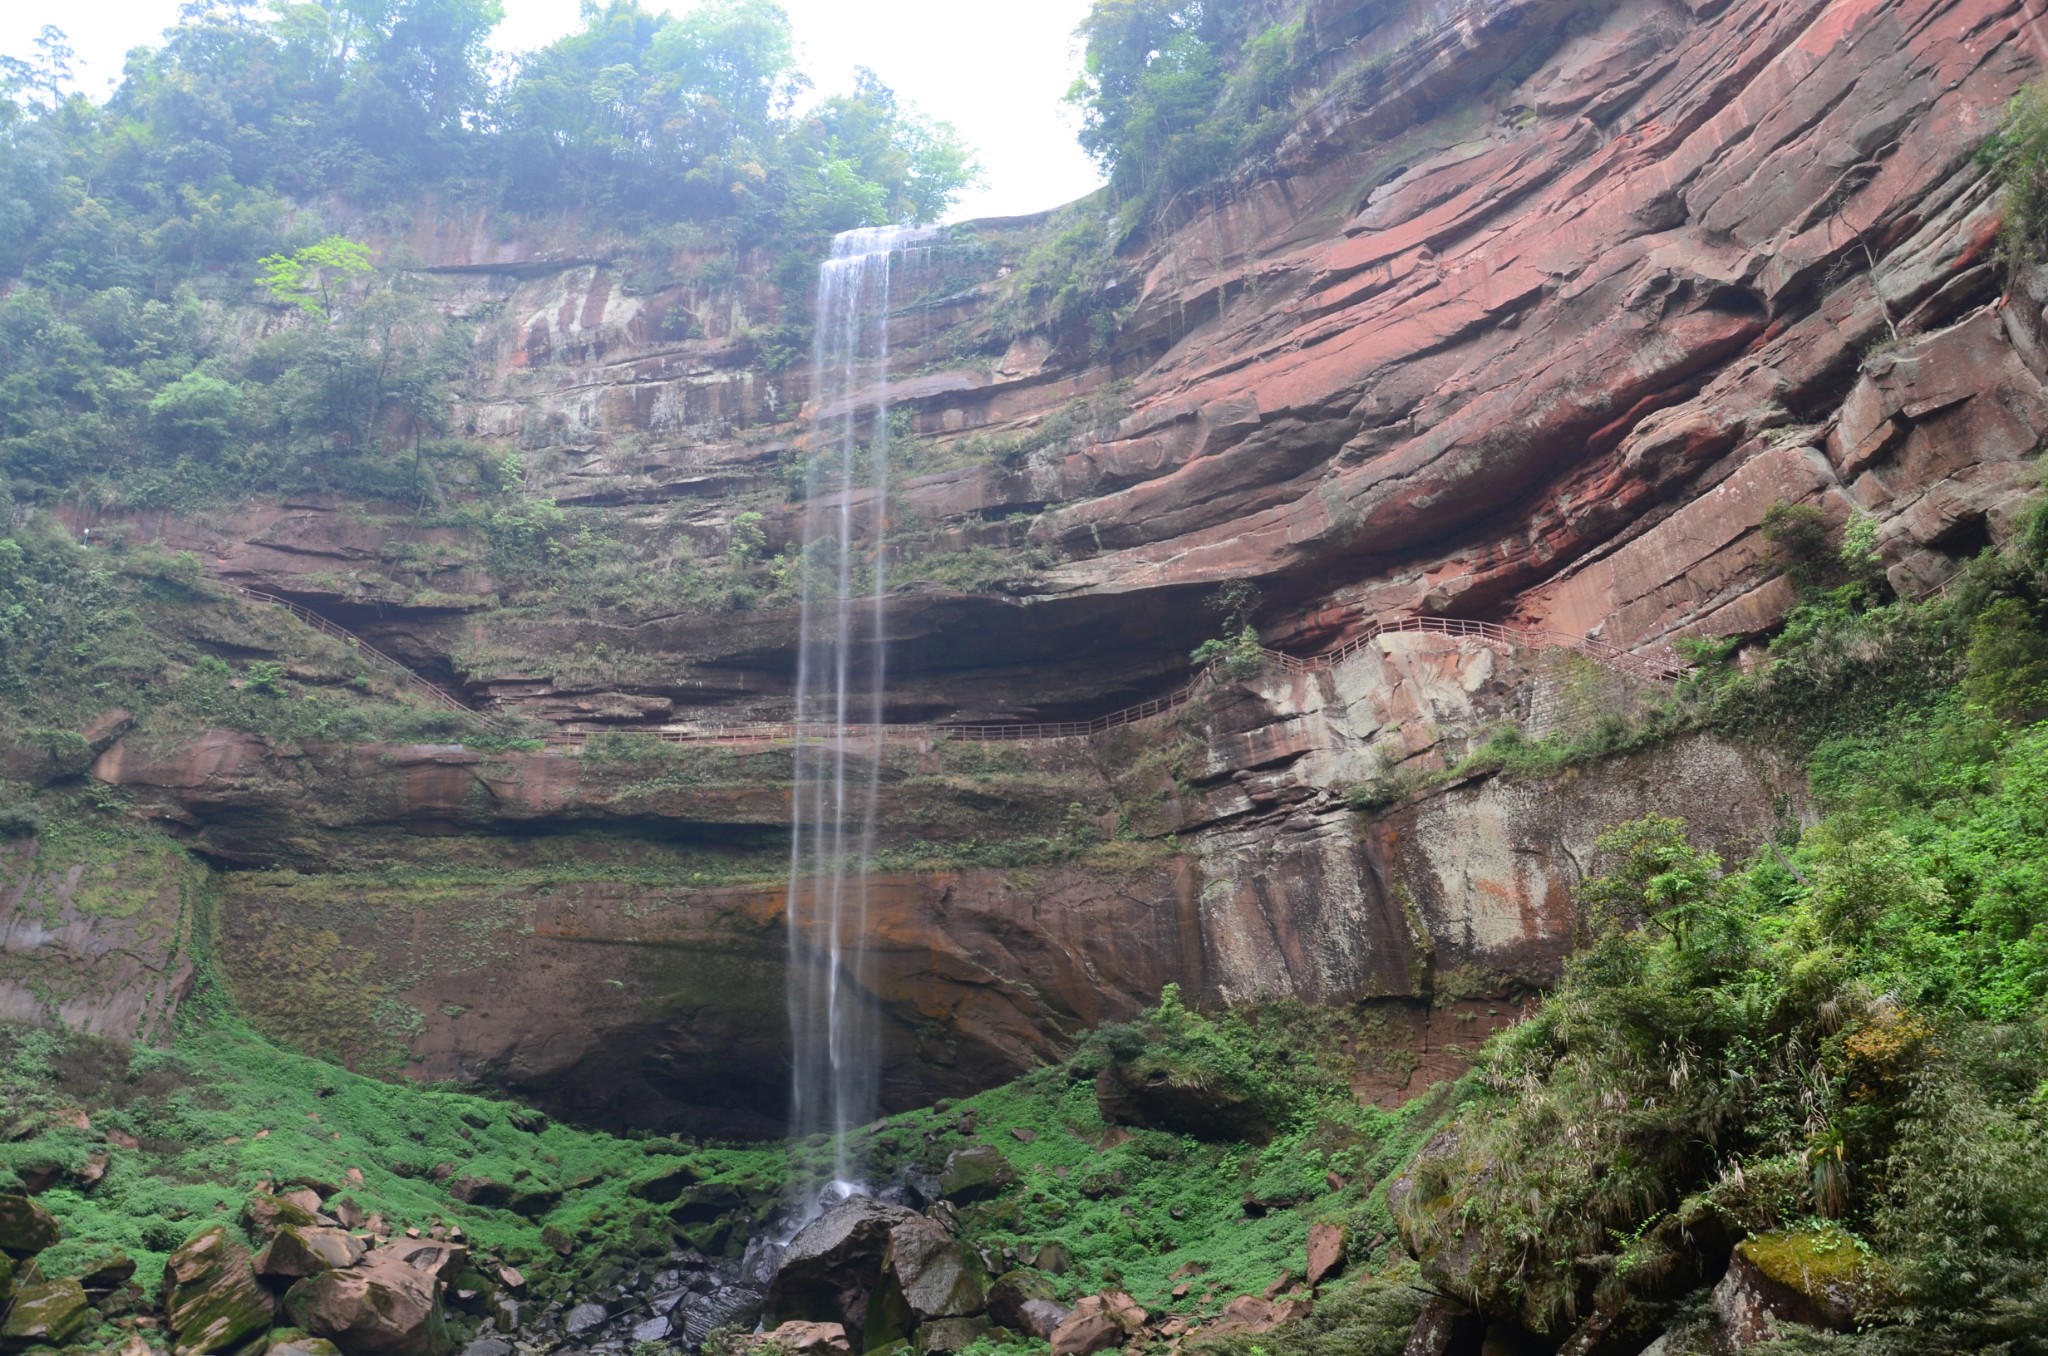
(0, 1), (974, 508)
(1387, 492), (2048, 1352)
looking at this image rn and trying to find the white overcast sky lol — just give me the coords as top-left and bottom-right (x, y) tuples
(0, 0), (1105, 222)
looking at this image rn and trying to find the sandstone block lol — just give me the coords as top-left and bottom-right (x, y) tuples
(0, 1195), (59, 1258)
(284, 1256), (453, 1356)
(1306, 1221), (1347, 1287)
(749, 1320), (851, 1356)
(162, 1225), (276, 1356)
(938, 1146), (1015, 1203)
(987, 1269), (1064, 1337)
(257, 1225), (369, 1280)
(1047, 1308), (1122, 1356)
(0, 1277), (90, 1351)
(243, 1191), (321, 1242)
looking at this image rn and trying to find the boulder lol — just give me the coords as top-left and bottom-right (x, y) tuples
(441, 1177), (557, 1217)
(507, 1185), (562, 1218)
(70, 1246), (137, 1297)
(561, 1302), (608, 1338)
(278, 1188), (326, 1216)
(0, 1277), (91, 1351)
(750, 1320), (852, 1356)
(162, 1226), (277, 1356)
(1047, 1307), (1122, 1356)
(1306, 1222), (1347, 1287)
(284, 1255), (453, 1356)
(14, 1161), (59, 1195)
(937, 1147), (1014, 1204)
(0, 1194), (59, 1257)
(1403, 1297), (1482, 1356)
(1032, 1243), (1072, 1275)
(458, 1341), (512, 1356)
(674, 1284), (766, 1348)
(1094, 1062), (1277, 1145)
(257, 1225), (370, 1279)
(372, 1239), (468, 1284)
(0, 1253), (13, 1311)
(271, 1340), (346, 1356)
(629, 1312), (674, 1343)
(443, 1177), (508, 1208)
(243, 1192), (321, 1242)
(886, 1216), (987, 1320)
(1049, 1291), (1148, 1356)
(629, 1163), (702, 1203)
(765, 1196), (918, 1344)
(916, 1316), (992, 1354)
(987, 1270), (1064, 1338)
(1711, 1231), (1873, 1346)
(1206, 1295), (1311, 1337)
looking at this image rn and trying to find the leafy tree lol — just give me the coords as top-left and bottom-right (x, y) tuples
(498, 4), (973, 231)
(149, 371), (241, 457)
(257, 235), (374, 317)
(1067, 0), (1304, 219)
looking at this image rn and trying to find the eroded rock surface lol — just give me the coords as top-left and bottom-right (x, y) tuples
(21, 0), (2047, 1126)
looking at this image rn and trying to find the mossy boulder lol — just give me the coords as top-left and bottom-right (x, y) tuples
(628, 1162), (702, 1203)
(256, 1225), (369, 1280)
(1093, 1058), (1277, 1145)
(0, 1276), (91, 1351)
(915, 1315), (991, 1354)
(987, 1270), (1068, 1339)
(937, 1147), (1014, 1204)
(270, 1339), (345, 1356)
(243, 1192), (321, 1242)
(884, 1216), (986, 1321)
(1719, 1229), (1877, 1333)
(0, 1194), (59, 1258)
(163, 1225), (278, 1356)
(70, 1245), (137, 1295)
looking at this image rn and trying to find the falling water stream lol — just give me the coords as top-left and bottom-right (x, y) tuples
(785, 225), (935, 1213)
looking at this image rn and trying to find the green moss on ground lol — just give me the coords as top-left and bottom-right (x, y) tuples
(831, 995), (1462, 1323)
(0, 1018), (784, 1317)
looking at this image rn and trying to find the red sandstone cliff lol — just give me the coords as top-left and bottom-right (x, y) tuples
(24, 0), (2048, 1127)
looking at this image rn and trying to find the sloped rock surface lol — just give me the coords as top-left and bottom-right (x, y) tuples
(0, 1277), (90, 1352)
(162, 1226), (276, 1356)
(284, 1253), (454, 1356)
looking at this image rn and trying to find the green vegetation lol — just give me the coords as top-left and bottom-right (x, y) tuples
(0, 518), (492, 782)
(1985, 76), (2048, 264)
(1068, 0), (1312, 225)
(1389, 495), (2048, 1350)
(0, 1), (975, 512)
(845, 991), (1455, 1317)
(0, 1015), (783, 1316)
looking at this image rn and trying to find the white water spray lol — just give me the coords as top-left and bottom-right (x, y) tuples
(786, 225), (935, 1212)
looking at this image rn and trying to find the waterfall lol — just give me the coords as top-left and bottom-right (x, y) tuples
(785, 224), (934, 1210)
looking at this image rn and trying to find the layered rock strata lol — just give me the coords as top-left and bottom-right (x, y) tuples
(23, 0), (2048, 1123)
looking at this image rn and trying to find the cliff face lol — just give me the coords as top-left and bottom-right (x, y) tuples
(25, 0), (2048, 1126)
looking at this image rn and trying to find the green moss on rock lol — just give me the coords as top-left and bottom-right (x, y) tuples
(162, 1225), (277, 1356)
(0, 1276), (91, 1351)
(0, 1194), (58, 1258)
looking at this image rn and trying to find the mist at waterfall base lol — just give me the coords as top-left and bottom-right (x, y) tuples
(784, 225), (936, 1217)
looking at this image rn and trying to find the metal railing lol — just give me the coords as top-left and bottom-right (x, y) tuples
(537, 613), (1685, 749)
(224, 584), (488, 722)
(221, 572), (1683, 747)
